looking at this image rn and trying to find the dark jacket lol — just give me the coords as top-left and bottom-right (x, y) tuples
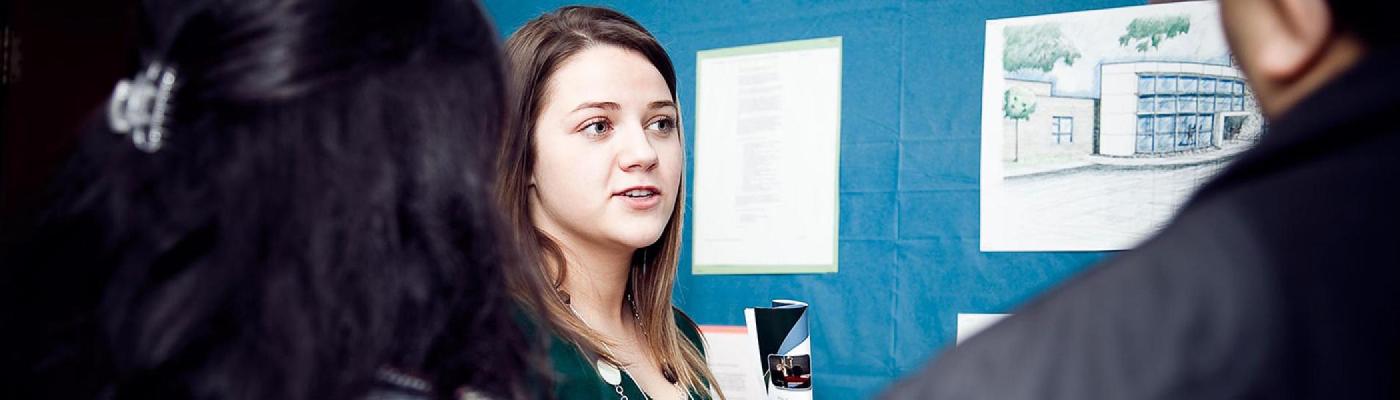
(883, 49), (1400, 399)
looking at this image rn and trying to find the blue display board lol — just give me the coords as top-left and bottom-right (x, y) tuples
(483, 1), (1145, 397)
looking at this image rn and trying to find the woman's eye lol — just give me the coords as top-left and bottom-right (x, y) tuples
(647, 118), (675, 135)
(580, 120), (611, 138)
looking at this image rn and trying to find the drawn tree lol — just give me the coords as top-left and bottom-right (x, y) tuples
(1119, 15), (1191, 52)
(1004, 86), (1037, 162)
(1004, 23), (1081, 72)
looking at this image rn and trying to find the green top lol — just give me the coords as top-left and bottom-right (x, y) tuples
(548, 308), (711, 400)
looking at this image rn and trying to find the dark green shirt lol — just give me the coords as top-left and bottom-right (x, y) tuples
(548, 309), (711, 400)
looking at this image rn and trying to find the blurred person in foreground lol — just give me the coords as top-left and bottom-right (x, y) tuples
(0, 0), (542, 398)
(884, 1), (1400, 398)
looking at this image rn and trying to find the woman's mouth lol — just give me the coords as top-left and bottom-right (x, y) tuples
(614, 186), (662, 210)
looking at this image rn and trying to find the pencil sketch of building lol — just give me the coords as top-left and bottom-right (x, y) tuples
(981, 2), (1264, 252)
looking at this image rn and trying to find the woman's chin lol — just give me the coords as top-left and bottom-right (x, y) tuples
(599, 215), (670, 250)
(607, 230), (666, 251)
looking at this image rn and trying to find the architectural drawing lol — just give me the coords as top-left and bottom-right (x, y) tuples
(981, 2), (1264, 251)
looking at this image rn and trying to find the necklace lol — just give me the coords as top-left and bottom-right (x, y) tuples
(564, 291), (687, 400)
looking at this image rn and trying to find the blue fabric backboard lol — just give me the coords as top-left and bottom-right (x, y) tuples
(482, 1), (1147, 397)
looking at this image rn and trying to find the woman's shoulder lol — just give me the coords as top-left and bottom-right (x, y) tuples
(521, 310), (603, 396)
(512, 302), (581, 366)
(671, 306), (704, 356)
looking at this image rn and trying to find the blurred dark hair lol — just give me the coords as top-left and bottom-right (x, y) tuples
(0, 0), (538, 399)
(1328, 1), (1400, 46)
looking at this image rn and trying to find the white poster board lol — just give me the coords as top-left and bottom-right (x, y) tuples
(693, 37), (842, 274)
(700, 325), (768, 400)
(956, 313), (1011, 345)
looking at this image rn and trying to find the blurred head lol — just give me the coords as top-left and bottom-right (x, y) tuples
(1216, 0), (1398, 117)
(500, 5), (719, 397)
(3, 0), (535, 399)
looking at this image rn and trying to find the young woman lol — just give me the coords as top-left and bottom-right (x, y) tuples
(499, 6), (723, 399)
(0, 0), (538, 399)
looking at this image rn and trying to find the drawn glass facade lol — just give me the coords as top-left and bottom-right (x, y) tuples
(1136, 74), (1246, 154)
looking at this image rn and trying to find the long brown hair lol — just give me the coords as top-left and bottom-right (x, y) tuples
(498, 5), (722, 398)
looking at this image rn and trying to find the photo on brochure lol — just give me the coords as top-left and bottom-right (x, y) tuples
(766, 354), (812, 390)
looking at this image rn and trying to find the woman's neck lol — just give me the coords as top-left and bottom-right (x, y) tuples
(551, 234), (635, 335)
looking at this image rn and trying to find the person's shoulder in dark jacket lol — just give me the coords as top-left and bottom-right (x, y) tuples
(882, 47), (1400, 400)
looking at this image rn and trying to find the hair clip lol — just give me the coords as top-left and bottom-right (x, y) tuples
(107, 62), (177, 153)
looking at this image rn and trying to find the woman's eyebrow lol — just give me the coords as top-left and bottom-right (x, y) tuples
(568, 100), (674, 113)
(571, 101), (620, 113)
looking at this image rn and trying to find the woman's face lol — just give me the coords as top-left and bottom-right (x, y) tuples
(529, 45), (682, 254)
